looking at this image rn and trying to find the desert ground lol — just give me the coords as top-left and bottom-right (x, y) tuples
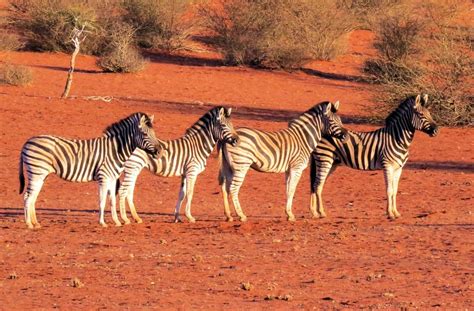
(0, 25), (473, 309)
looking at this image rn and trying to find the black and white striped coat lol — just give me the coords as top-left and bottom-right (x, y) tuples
(310, 95), (439, 219)
(19, 112), (161, 228)
(118, 106), (238, 224)
(218, 101), (348, 222)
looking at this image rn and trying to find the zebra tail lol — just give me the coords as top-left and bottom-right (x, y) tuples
(217, 142), (225, 185)
(310, 153), (316, 194)
(115, 178), (121, 196)
(218, 142), (234, 186)
(19, 155), (25, 194)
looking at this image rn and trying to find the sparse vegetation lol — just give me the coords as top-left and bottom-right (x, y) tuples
(121, 0), (196, 52)
(364, 0), (473, 126)
(0, 63), (33, 86)
(0, 32), (23, 51)
(97, 23), (148, 73)
(199, 0), (352, 69)
(8, 0), (99, 53)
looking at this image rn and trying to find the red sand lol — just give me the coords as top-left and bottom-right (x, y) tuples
(0, 29), (473, 309)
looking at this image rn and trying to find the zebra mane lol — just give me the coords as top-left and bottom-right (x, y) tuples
(103, 112), (143, 137)
(288, 102), (327, 128)
(184, 107), (219, 136)
(385, 96), (415, 127)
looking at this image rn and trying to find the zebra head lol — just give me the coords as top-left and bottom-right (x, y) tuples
(137, 113), (163, 158)
(411, 94), (439, 137)
(321, 101), (349, 143)
(215, 107), (239, 146)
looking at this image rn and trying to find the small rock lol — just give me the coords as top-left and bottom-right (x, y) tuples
(241, 282), (252, 291)
(71, 277), (84, 288)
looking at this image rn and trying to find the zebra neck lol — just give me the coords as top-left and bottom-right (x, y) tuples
(288, 121), (321, 153)
(386, 120), (415, 150)
(184, 129), (216, 156)
(107, 135), (136, 164)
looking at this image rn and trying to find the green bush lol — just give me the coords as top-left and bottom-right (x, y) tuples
(199, 0), (352, 69)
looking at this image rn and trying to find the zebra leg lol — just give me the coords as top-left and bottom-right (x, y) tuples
(24, 176), (46, 229)
(383, 166), (396, 220)
(118, 180), (133, 225)
(108, 180), (122, 227)
(285, 168), (303, 222)
(221, 179), (233, 222)
(392, 167), (403, 218)
(316, 165), (337, 218)
(173, 176), (187, 223)
(229, 166), (250, 222)
(120, 166), (143, 224)
(184, 175), (197, 223)
(98, 182), (109, 227)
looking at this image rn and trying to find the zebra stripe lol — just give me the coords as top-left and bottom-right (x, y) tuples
(18, 112), (161, 229)
(310, 94), (439, 220)
(218, 101), (348, 222)
(118, 106), (238, 224)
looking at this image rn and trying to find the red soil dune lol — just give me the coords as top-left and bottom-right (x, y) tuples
(0, 29), (473, 309)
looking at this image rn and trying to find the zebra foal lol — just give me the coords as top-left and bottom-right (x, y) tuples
(19, 112), (162, 229)
(118, 106), (239, 224)
(310, 94), (439, 220)
(218, 101), (348, 222)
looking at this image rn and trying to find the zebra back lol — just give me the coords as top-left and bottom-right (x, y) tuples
(127, 106), (237, 177)
(315, 95), (439, 171)
(19, 112), (160, 185)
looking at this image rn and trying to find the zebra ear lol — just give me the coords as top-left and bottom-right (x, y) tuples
(224, 107), (232, 117)
(324, 103), (331, 114)
(414, 95), (421, 108)
(149, 114), (154, 123)
(422, 94), (428, 106)
(332, 101), (340, 112)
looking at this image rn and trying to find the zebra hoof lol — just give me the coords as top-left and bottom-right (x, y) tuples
(226, 216), (234, 222)
(239, 216), (247, 222)
(174, 217), (182, 223)
(33, 223), (42, 229)
(311, 213), (320, 219)
(123, 219), (131, 225)
(135, 218), (143, 224)
(26, 223), (34, 229)
(287, 216), (296, 222)
(114, 222), (122, 227)
(100, 222), (108, 228)
(187, 217), (196, 223)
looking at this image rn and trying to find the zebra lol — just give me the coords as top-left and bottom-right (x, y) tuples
(118, 106), (239, 224)
(18, 112), (162, 229)
(310, 94), (439, 220)
(218, 101), (349, 222)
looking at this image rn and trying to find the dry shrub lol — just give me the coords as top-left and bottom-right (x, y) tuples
(0, 32), (24, 51)
(0, 63), (33, 85)
(337, 0), (402, 29)
(121, 0), (196, 52)
(97, 23), (147, 73)
(365, 0), (473, 126)
(199, 0), (352, 69)
(8, 0), (99, 53)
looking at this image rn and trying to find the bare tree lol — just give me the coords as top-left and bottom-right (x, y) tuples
(61, 24), (87, 99)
